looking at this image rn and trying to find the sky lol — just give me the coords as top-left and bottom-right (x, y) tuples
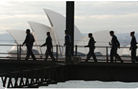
(0, 0), (138, 33)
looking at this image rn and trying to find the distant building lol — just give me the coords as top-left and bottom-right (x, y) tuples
(7, 9), (113, 58)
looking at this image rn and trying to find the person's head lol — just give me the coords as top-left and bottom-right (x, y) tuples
(65, 30), (69, 35)
(110, 31), (114, 36)
(47, 32), (50, 36)
(26, 29), (30, 34)
(88, 33), (92, 38)
(130, 31), (135, 37)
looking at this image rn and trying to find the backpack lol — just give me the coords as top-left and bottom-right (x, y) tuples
(30, 34), (35, 43)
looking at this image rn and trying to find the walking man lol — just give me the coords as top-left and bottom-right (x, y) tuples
(64, 30), (71, 64)
(41, 32), (55, 62)
(22, 29), (36, 60)
(130, 31), (137, 63)
(109, 31), (123, 63)
(85, 33), (97, 62)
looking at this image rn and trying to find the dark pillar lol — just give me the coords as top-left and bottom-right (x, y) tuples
(66, 1), (74, 56)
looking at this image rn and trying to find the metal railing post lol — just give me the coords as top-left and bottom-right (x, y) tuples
(19, 44), (21, 60)
(56, 45), (58, 61)
(17, 44), (21, 60)
(106, 46), (109, 63)
(17, 45), (19, 60)
(75, 45), (77, 56)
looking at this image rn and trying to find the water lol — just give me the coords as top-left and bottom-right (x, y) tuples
(1, 78), (138, 88)
(39, 80), (138, 88)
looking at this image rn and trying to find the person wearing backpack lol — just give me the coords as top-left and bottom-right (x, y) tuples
(22, 29), (36, 60)
(109, 31), (123, 63)
(84, 33), (97, 62)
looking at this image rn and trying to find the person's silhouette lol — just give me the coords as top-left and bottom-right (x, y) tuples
(22, 29), (36, 60)
(130, 31), (137, 63)
(109, 31), (123, 63)
(64, 30), (71, 64)
(85, 33), (97, 62)
(41, 32), (55, 62)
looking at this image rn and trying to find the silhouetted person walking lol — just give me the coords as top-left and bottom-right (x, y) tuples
(64, 30), (71, 64)
(130, 31), (137, 63)
(85, 33), (97, 62)
(22, 29), (36, 60)
(41, 32), (55, 62)
(109, 31), (123, 63)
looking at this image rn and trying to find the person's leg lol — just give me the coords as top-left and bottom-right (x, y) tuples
(115, 48), (123, 63)
(86, 49), (92, 62)
(49, 48), (55, 62)
(50, 53), (55, 62)
(25, 46), (30, 60)
(116, 54), (123, 63)
(110, 48), (114, 63)
(65, 46), (71, 64)
(92, 48), (97, 62)
(134, 48), (137, 62)
(131, 48), (136, 63)
(65, 47), (69, 57)
(29, 45), (36, 60)
(31, 51), (36, 60)
(45, 50), (49, 61)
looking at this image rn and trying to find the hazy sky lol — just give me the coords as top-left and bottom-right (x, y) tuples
(0, 0), (138, 33)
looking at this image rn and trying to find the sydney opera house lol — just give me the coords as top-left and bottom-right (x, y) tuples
(7, 9), (129, 58)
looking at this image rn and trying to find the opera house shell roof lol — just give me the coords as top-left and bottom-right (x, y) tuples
(44, 9), (83, 45)
(7, 9), (83, 55)
(7, 9), (112, 56)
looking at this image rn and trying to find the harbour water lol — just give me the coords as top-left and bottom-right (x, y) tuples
(0, 78), (138, 88)
(39, 80), (138, 88)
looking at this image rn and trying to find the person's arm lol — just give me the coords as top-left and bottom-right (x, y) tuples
(51, 38), (53, 48)
(41, 38), (47, 47)
(41, 41), (47, 47)
(117, 41), (120, 48)
(22, 35), (28, 46)
(129, 47), (131, 50)
(41, 43), (46, 47)
(49, 37), (53, 48)
(84, 45), (88, 47)
(85, 39), (91, 47)
(109, 42), (111, 45)
(131, 37), (137, 47)
(134, 37), (137, 45)
(115, 37), (120, 48)
(64, 35), (68, 46)
(92, 37), (96, 44)
(109, 37), (112, 46)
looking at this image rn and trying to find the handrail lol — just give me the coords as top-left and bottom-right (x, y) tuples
(0, 43), (131, 48)
(0, 44), (133, 63)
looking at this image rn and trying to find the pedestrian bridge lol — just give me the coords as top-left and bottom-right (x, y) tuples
(0, 44), (137, 88)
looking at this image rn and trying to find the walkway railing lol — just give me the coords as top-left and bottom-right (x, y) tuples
(0, 44), (132, 63)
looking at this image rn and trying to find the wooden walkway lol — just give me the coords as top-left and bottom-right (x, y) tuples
(0, 59), (138, 88)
